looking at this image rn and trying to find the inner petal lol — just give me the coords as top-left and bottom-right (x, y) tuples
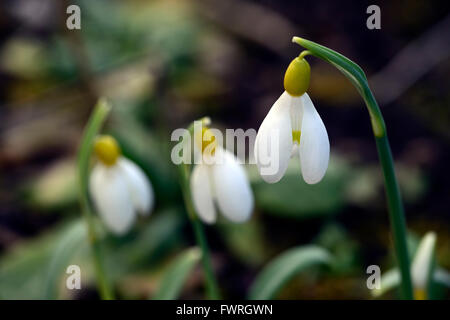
(289, 95), (304, 145)
(292, 130), (301, 144)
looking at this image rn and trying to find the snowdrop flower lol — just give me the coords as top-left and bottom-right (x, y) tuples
(254, 53), (329, 184)
(372, 231), (442, 299)
(411, 232), (437, 300)
(89, 135), (154, 235)
(190, 123), (253, 224)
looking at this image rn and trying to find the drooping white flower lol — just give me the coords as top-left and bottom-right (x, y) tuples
(190, 125), (253, 224)
(411, 231), (437, 299)
(254, 55), (329, 184)
(89, 135), (154, 235)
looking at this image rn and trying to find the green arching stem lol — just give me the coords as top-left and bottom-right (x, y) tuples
(178, 165), (221, 300)
(176, 119), (221, 299)
(299, 50), (312, 60)
(77, 98), (115, 300)
(292, 37), (413, 299)
(293, 37), (386, 137)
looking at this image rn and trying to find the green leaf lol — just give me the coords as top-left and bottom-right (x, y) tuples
(153, 247), (201, 300)
(218, 218), (268, 267)
(0, 219), (86, 299)
(43, 220), (88, 299)
(0, 210), (183, 300)
(252, 156), (348, 218)
(111, 108), (179, 203)
(248, 245), (331, 300)
(314, 223), (361, 274)
(106, 208), (185, 277)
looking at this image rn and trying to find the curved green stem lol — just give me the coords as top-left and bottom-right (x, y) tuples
(178, 160), (221, 299)
(293, 37), (413, 299)
(176, 119), (221, 299)
(77, 98), (114, 300)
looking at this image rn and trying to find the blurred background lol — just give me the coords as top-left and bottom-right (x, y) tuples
(0, 0), (449, 299)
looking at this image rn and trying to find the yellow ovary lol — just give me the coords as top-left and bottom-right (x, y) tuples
(284, 57), (310, 97)
(196, 127), (217, 156)
(414, 288), (426, 300)
(94, 135), (121, 166)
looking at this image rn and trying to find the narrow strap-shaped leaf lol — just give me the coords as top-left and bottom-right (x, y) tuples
(44, 219), (88, 299)
(153, 247), (201, 300)
(248, 245), (331, 300)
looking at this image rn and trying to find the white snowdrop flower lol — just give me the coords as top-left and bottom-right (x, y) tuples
(411, 232), (437, 300)
(89, 135), (154, 235)
(254, 54), (329, 184)
(190, 125), (253, 224)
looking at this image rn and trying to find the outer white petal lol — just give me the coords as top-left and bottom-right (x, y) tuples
(299, 93), (330, 184)
(117, 157), (154, 216)
(254, 91), (293, 183)
(212, 149), (254, 223)
(190, 163), (216, 224)
(412, 232), (437, 289)
(89, 163), (135, 235)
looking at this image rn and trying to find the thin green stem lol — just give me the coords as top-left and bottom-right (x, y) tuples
(299, 50), (312, 60)
(292, 37), (413, 299)
(191, 216), (221, 299)
(77, 98), (114, 300)
(375, 135), (412, 299)
(176, 122), (221, 299)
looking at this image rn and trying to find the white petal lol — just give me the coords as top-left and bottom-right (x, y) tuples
(254, 91), (293, 183)
(412, 232), (437, 289)
(89, 164), (135, 235)
(190, 163), (216, 224)
(299, 93), (330, 184)
(290, 140), (299, 158)
(212, 149), (253, 223)
(117, 157), (154, 216)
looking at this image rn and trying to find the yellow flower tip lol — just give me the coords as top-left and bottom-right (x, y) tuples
(202, 127), (217, 155)
(94, 135), (121, 166)
(292, 130), (301, 144)
(284, 56), (310, 96)
(196, 126), (217, 156)
(200, 116), (211, 126)
(414, 288), (427, 300)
